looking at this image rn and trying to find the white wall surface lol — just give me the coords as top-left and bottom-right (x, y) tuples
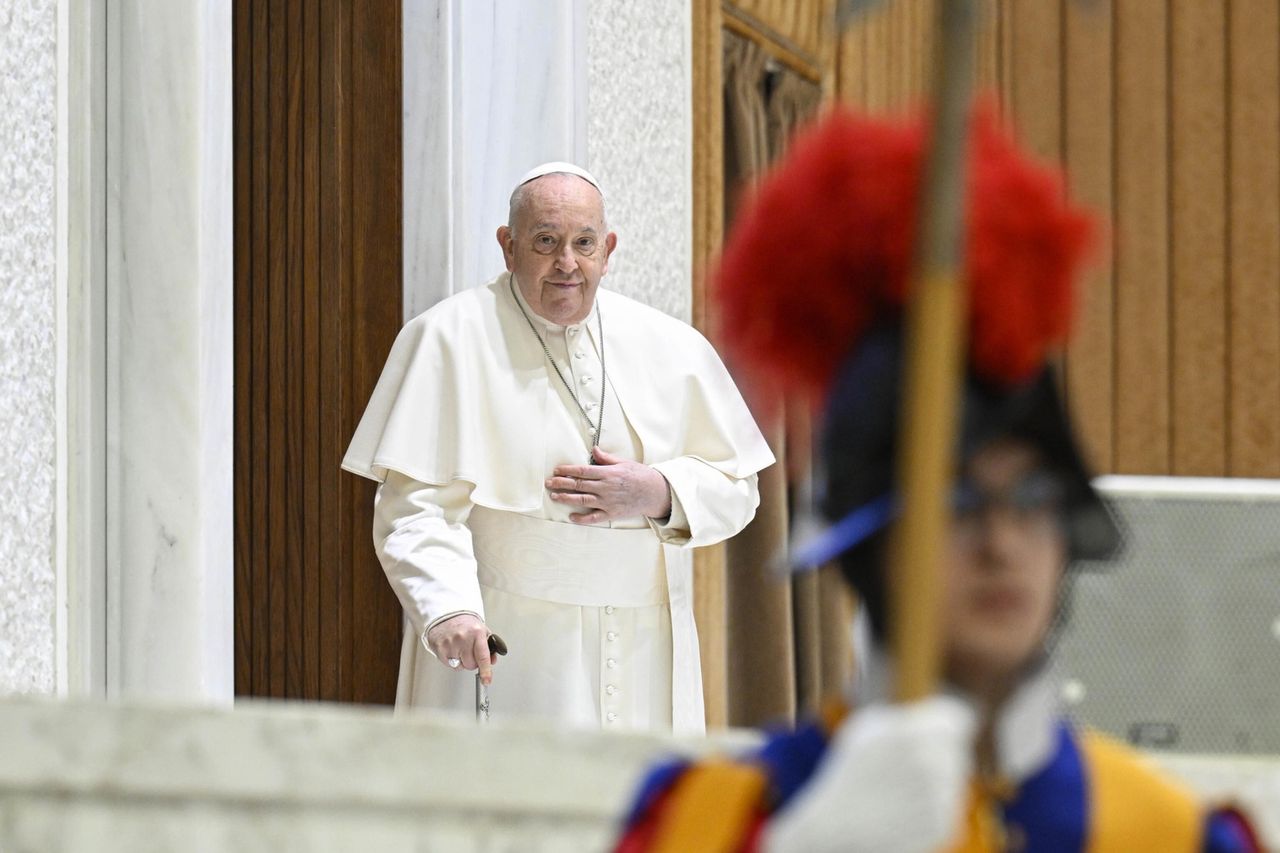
(0, 0), (58, 695)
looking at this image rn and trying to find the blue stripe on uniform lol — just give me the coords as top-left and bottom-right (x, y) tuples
(1000, 722), (1088, 852)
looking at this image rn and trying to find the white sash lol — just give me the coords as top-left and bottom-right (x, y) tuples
(468, 507), (666, 607)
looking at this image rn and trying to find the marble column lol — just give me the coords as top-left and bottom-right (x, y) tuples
(105, 0), (233, 702)
(403, 0), (587, 318)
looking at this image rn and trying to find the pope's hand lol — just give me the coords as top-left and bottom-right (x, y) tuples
(763, 695), (976, 853)
(546, 448), (672, 524)
(426, 614), (496, 685)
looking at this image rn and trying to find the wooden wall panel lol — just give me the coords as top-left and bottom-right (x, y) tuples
(973, 0), (999, 92)
(350, 0), (406, 702)
(832, 0), (1280, 479)
(692, 0), (729, 728)
(837, 16), (867, 107)
(1171, 0), (1227, 476)
(731, 0), (832, 60)
(1006, 0), (1060, 161)
(865, 8), (892, 110)
(1112, 0), (1170, 474)
(841, 0), (937, 112)
(318, 0), (354, 702)
(1062, 0), (1114, 474)
(265, 0), (288, 698)
(235, 0), (403, 704)
(1228, 0), (1280, 477)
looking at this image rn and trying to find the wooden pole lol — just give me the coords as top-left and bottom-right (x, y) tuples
(886, 0), (977, 702)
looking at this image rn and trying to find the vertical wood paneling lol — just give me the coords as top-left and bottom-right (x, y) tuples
(1063, 0), (1115, 473)
(301, 0), (322, 696)
(1007, 0), (1060, 161)
(974, 0), (1001, 95)
(1170, 0), (1227, 475)
(692, 0), (729, 728)
(733, 0), (827, 58)
(997, 0), (1014, 110)
(284, 0), (305, 699)
(977, 0), (998, 91)
(887, 1), (903, 108)
(235, 0), (402, 704)
(317, 0), (351, 702)
(1228, 0), (1280, 477)
(350, 0), (404, 704)
(866, 5), (891, 111)
(832, 1), (1280, 479)
(918, 0), (936, 104)
(247, 0), (271, 698)
(900, 0), (918, 106)
(1113, 0), (1170, 474)
(837, 19), (867, 108)
(265, 0), (289, 698)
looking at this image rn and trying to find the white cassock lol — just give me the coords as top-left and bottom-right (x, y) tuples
(342, 272), (774, 733)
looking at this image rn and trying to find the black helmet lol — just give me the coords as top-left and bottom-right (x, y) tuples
(792, 326), (1121, 640)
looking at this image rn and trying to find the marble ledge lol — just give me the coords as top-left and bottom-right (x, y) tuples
(0, 696), (753, 820)
(0, 697), (1276, 851)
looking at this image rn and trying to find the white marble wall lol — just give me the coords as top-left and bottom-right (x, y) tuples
(402, 0), (692, 322)
(0, 697), (1276, 852)
(0, 697), (754, 852)
(106, 0), (233, 701)
(586, 0), (692, 322)
(0, 0), (58, 694)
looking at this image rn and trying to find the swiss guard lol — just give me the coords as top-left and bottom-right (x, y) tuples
(613, 88), (1262, 853)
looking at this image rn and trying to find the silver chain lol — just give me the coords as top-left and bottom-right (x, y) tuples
(509, 277), (607, 463)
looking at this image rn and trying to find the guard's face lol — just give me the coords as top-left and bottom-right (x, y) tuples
(497, 174), (617, 325)
(941, 438), (1067, 699)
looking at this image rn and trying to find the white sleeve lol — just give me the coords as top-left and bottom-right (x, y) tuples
(373, 470), (484, 643)
(648, 457), (761, 548)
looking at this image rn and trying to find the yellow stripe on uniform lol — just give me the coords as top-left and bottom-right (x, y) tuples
(1081, 731), (1200, 852)
(651, 761), (769, 853)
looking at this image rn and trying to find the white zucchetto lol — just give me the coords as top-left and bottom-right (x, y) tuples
(515, 161), (603, 197)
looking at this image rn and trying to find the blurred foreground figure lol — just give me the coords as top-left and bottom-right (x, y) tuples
(615, 107), (1261, 851)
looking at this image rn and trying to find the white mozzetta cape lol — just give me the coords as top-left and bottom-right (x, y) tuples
(344, 273), (773, 731)
(342, 273), (774, 502)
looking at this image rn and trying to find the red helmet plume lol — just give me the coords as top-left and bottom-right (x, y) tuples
(713, 99), (1097, 401)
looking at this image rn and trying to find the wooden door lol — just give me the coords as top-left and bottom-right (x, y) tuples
(233, 0), (404, 703)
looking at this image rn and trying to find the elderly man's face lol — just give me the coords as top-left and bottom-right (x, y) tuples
(496, 174), (617, 325)
(941, 438), (1067, 700)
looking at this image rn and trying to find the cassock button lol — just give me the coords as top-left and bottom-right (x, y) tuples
(605, 605), (615, 615)
(607, 631), (617, 642)
(607, 712), (618, 722)
(580, 375), (592, 385)
(606, 658), (617, 669)
(574, 351), (586, 359)
(568, 327), (580, 336)
(606, 685), (617, 695)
